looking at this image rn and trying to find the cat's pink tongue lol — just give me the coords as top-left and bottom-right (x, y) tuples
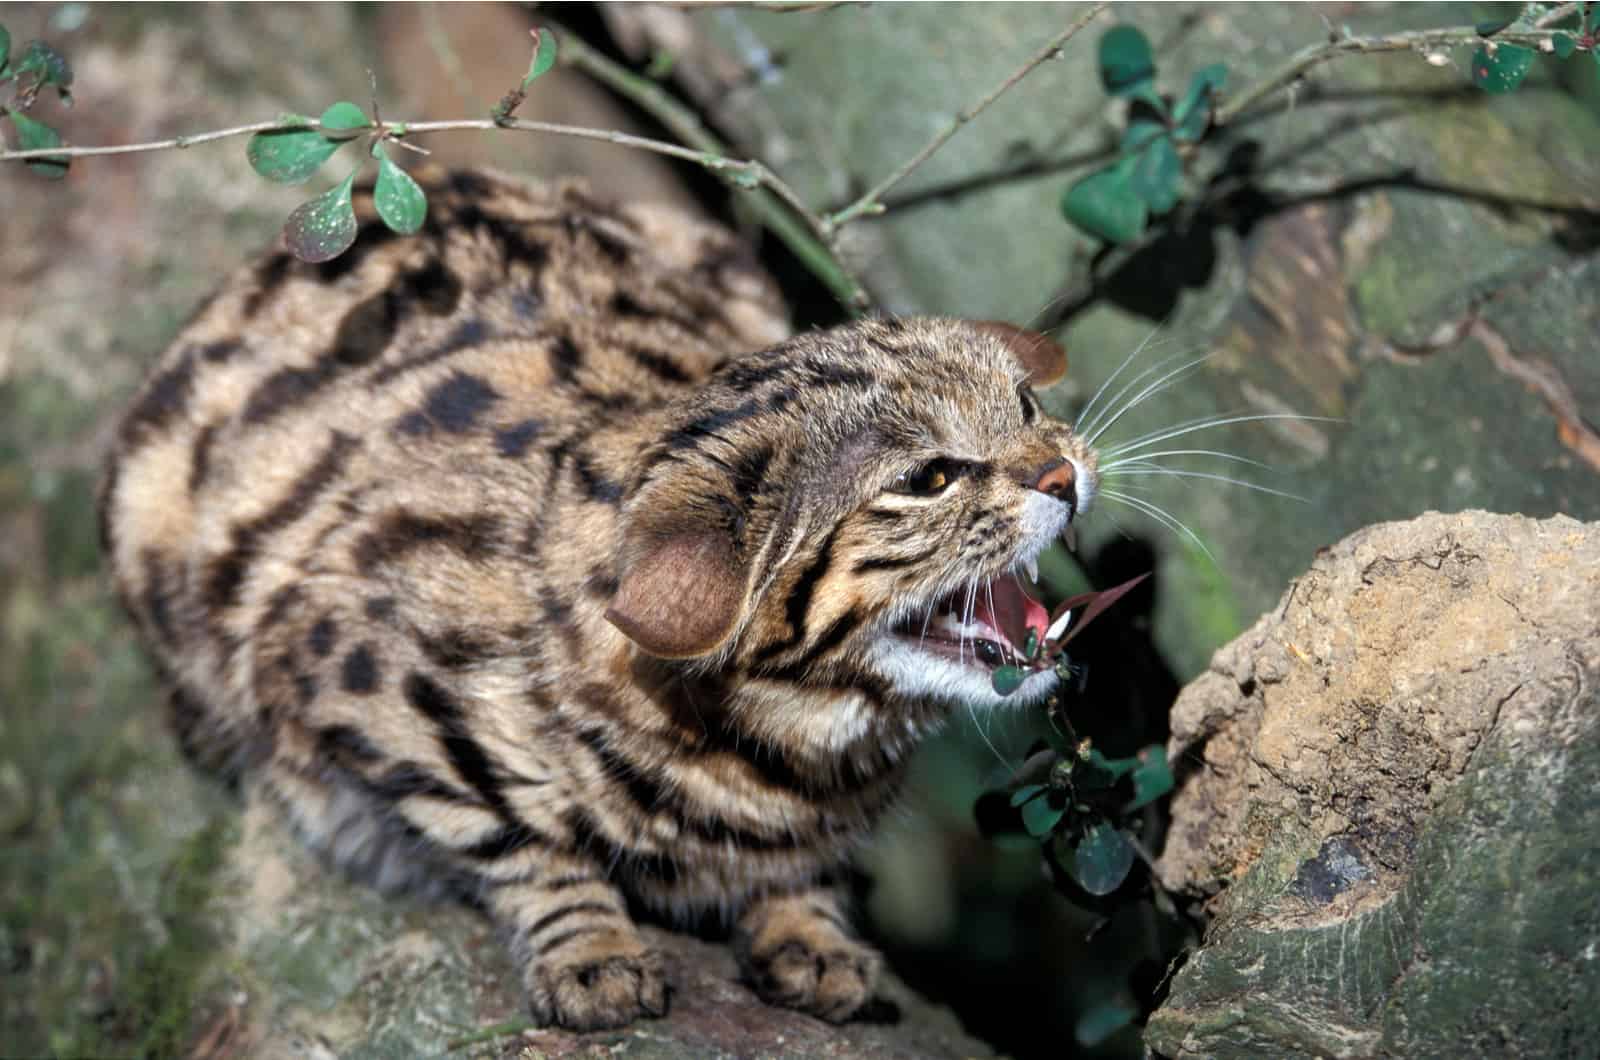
(976, 578), (1049, 654)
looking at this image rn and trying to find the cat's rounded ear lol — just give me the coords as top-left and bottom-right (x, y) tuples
(606, 524), (747, 659)
(974, 320), (1068, 387)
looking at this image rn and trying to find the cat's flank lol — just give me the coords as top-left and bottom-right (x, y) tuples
(101, 170), (1097, 1029)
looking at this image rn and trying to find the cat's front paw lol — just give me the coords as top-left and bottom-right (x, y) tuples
(524, 928), (669, 1031)
(737, 901), (882, 1022)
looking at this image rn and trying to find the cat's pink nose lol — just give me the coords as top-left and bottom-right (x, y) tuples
(1035, 459), (1076, 500)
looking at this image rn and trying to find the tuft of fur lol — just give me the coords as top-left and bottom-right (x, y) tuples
(101, 169), (1096, 1029)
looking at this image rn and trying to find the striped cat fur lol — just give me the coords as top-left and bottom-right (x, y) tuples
(101, 169), (1097, 1029)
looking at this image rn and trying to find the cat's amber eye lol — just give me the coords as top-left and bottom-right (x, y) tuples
(889, 459), (955, 496)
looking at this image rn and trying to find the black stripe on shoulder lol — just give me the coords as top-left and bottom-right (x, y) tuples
(353, 510), (502, 574)
(462, 822), (551, 861)
(564, 808), (679, 884)
(120, 348), (197, 446)
(625, 345), (692, 385)
(204, 431), (359, 610)
(402, 671), (514, 821)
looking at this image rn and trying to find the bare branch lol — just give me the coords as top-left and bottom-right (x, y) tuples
(1216, 5), (1584, 126)
(822, 3), (1109, 235)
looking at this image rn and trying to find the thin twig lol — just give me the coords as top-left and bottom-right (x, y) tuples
(443, 1018), (537, 1052)
(555, 27), (874, 311)
(0, 117), (316, 160)
(1216, 4), (1584, 126)
(822, 2), (1108, 235)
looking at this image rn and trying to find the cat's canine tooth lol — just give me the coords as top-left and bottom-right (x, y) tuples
(1024, 557), (1039, 584)
(1045, 607), (1074, 643)
(1061, 524), (1079, 553)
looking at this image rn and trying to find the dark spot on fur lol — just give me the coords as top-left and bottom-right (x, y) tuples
(550, 334), (583, 385)
(328, 289), (403, 367)
(319, 724), (383, 764)
(242, 253), (293, 318)
(341, 643), (380, 694)
(188, 423), (219, 493)
(365, 596), (396, 621)
(197, 339), (243, 363)
(494, 418), (544, 459)
(407, 257), (464, 316)
(308, 616), (338, 657)
(371, 318), (492, 385)
(399, 372), (501, 435)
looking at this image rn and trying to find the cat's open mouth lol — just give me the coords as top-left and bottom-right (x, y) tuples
(892, 572), (1051, 672)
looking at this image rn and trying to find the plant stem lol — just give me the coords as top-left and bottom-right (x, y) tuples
(555, 28), (874, 312)
(822, 2), (1109, 235)
(1216, 5), (1584, 126)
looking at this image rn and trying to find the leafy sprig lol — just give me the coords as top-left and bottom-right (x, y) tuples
(0, 28), (73, 178)
(1062, 7), (1600, 246)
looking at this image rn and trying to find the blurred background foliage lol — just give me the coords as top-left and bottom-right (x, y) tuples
(2, 3), (1597, 1057)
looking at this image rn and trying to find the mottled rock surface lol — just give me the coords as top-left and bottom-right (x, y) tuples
(1146, 511), (1600, 1058)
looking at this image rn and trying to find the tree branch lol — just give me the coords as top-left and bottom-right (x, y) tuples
(553, 28), (874, 312)
(1216, 5), (1583, 126)
(822, 3), (1109, 235)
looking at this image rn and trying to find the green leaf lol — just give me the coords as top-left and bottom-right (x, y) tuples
(522, 26), (558, 89)
(1061, 158), (1147, 244)
(0, 25), (12, 77)
(9, 111), (69, 179)
(319, 100), (369, 139)
(1130, 135), (1181, 213)
(991, 665), (1027, 696)
(1552, 32), (1576, 60)
(284, 172), (359, 263)
(1009, 783), (1047, 808)
(1126, 744), (1174, 811)
(15, 39), (72, 94)
(1021, 795), (1065, 838)
(248, 127), (341, 185)
(1474, 17), (1516, 37)
(1098, 25), (1155, 98)
(1076, 1000), (1138, 1047)
(372, 143), (427, 235)
(1471, 43), (1535, 93)
(1120, 118), (1165, 154)
(1072, 822), (1135, 895)
(1172, 62), (1227, 141)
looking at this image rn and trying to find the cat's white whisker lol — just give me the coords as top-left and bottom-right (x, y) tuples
(1100, 488), (1218, 565)
(1075, 339), (1207, 441)
(1074, 320), (1169, 432)
(1104, 412), (1341, 459)
(1084, 351), (1218, 448)
(1101, 467), (1308, 503)
(1100, 447), (1276, 472)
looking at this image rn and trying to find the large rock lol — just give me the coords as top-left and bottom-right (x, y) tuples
(1146, 511), (1600, 1058)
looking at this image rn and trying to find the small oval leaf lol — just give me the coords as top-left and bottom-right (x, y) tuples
(373, 144), (428, 235)
(1062, 159), (1147, 245)
(522, 26), (559, 88)
(1126, 744), (1175, 811)
(1098, 24), (1155, 98)
(1552, 32), (1575, 60)
(991, 665), (1027, 696)
(1072, 822), (1135, 895)
(1131, 135), (1182, 213)
(1471, 43), (1535, 93)
(9, 112), (69, 179)
(1009, 783), (1047, 808)
(248, 127), (341, 185)
(1172, 62), (1227, 141)
(1021, 795), (1066, 838)
(319, 100), (369, 138)
(284, 172), (358, 263)
(16, 39), (72, 91)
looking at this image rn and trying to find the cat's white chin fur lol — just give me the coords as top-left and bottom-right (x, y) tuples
(866, 636), (1060, 710)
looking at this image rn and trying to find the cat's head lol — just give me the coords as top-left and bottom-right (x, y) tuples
(606, 317), (1095, 713)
